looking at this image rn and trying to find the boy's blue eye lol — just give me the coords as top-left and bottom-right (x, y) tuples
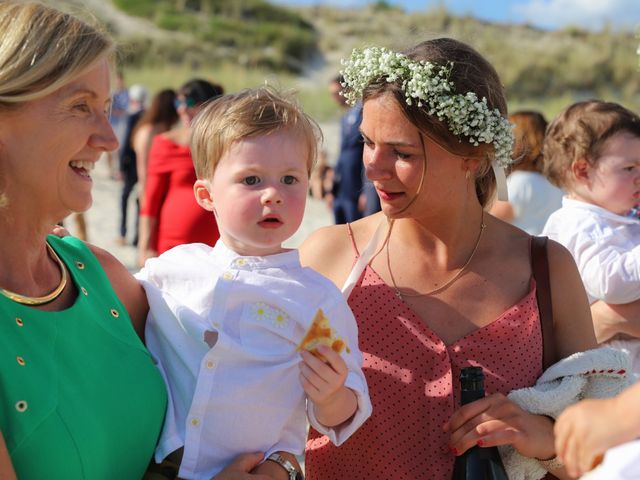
(282, 175), (297, 185)
(243, 176), (260, 186)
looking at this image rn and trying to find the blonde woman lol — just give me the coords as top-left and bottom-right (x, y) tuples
(0, 3), (291, 479)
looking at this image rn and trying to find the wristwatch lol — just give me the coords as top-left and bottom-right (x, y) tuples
(266, 452), (304, 480)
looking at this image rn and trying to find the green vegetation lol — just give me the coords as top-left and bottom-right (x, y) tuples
(112, 0), (318, 72)
(93, 1), (640, 122)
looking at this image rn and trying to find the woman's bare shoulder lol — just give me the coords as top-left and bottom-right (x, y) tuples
(86, 243), (149, 338)
(300, 214), (384, 286)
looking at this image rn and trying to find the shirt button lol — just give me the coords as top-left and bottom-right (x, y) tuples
(206, 360), (215, 369)
(222, 272), (233, 280)
(15, 317), (23, 327)
(15, 400), (28, 412)
(236, 258), (247, 266)
(16, 356), (25, 366)
(191, 418), (200, 427)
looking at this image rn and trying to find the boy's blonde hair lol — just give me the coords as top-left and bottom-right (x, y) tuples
(544, 100), (640, 190)
(190, 86), (322, 180)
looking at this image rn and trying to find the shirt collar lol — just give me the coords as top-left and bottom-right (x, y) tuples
(211, 240), (300, 270)
(562, 197), (639, 225)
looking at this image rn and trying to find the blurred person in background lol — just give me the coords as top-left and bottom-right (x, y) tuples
(106, 70), (129, 179)
(326, 75), (365, 224)
(490, 110), (563, 234)
(133, 88), (178, 199)
(117, 83), (148, 247)
(137, 79), (222, 267)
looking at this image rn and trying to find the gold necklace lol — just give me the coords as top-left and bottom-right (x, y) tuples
(0, 244), (67, 305)
(387, 211), (486, 298)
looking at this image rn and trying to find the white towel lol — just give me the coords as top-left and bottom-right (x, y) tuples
(498, 347), (631, 480)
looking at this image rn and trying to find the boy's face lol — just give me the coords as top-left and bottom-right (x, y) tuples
(203, 130), (310, 256)
(581, 131), (640, 215)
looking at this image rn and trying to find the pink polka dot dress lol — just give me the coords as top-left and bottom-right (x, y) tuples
(305, 234), (543, 480)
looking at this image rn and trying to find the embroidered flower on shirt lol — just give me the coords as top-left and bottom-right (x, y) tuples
(249, 302), (290, 328)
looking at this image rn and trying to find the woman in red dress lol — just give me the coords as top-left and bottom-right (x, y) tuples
(138, 79), (223, 266)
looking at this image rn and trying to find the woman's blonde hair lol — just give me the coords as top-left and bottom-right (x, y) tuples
(190, 86), (322, 180)
(0, 1), (113, 207)
(0, 1), (114, 107)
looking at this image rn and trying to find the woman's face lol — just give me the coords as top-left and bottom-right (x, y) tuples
(360, 93), (464, 219)
(0, 58), (117, 221)
(175, 94), (200, 127)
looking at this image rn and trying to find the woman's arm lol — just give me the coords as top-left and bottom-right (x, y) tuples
(88, 244), (149, 340)
(137, 135), (170, 267)
(137, 215), (158, 269)
(591, 299), (640, 343)
(547, 239), (598, 357)
(0, 431), (16, 480)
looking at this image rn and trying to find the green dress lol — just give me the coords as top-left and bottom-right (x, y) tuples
(0, 236), (167, 479)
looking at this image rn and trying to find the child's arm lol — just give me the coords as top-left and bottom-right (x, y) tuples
(579, 242), (640, 305)
(299, 345), (358, 427)
(554, 381), (640, 478)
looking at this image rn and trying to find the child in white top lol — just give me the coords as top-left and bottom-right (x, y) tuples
(136, 87), (372, 480)
(542, 99), (640, 380)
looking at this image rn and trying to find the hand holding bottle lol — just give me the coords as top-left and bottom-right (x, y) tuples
(444, 374), (556, 461)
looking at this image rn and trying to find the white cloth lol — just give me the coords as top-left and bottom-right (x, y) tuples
(542, 197), (640, 380)
(136, 241), (372, 480)
(542, 197), (640, 304)
(499, 347), (631, 480)
(507, 171), (563, 235)
(580, 439), (640, 479)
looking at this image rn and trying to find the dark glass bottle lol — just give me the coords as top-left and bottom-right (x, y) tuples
(451, 366), (509, 480)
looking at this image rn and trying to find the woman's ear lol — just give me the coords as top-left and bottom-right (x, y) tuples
(194, 179), (215, 212)
(462, 157), (481, 174)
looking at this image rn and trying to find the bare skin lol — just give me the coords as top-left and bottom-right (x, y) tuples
(300, 93), (597, 479)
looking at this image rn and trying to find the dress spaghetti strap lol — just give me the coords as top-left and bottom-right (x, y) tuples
(341, 218), (388, 300)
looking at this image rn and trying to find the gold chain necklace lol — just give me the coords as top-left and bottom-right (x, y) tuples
(387, 211), (486, 299)
(0, 244), (67, 305)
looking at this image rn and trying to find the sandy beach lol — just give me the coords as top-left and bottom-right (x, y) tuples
(67, 122), (339, 271)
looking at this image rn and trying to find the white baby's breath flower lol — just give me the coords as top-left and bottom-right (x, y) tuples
(340, 47), (514, 167)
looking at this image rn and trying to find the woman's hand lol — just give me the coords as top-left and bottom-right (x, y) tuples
(444, 392), (556, 460)
(212, 453), (271, 480)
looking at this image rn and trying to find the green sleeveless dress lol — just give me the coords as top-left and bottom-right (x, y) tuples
(0, 235), (167, 479)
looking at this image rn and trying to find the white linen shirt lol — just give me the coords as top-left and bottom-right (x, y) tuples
(542, 197), (640, 304)
(542, 198), (640, 382)
(136, 241), (371, 480)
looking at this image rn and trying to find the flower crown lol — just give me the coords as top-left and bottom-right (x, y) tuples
(340, 47), (514, 167)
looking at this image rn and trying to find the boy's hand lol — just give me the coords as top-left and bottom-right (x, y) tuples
(299, 345), (347, 406)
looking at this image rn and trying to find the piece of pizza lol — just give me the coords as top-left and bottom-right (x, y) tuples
(296, 308), (350, 361)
